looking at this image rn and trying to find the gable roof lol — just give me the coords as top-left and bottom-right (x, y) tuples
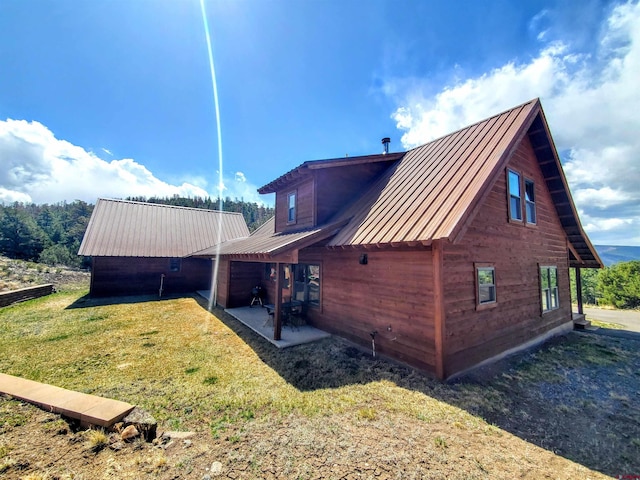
(325, 99), (601, 268)
(329, 100), (539, 246)
(213, 99), (601, 268)
(78, 198), (249, 257)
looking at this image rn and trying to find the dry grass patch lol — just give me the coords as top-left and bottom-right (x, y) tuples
(0, 290), (637, 478)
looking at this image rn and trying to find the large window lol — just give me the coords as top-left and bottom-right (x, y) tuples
(508, 170), (522, 221)
(293, 264), (320, 307)
(287, 191), (296, 223)
(525, 179), (536, 224)
(540, 266), (559, 312)
(476, 265), (496, 306)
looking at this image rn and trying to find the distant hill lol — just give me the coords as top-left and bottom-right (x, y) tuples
(594, 245), (640, 267)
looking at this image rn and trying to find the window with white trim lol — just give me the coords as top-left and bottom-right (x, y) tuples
(540, 266), (559, 312)
(508, 170), (522, 221)
(476, 265), (496, 305)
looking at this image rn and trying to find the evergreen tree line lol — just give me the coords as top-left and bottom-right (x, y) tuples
(571, 261), (640, 310)
(0, 197), (274, 268)
(125, 195), (273, 232)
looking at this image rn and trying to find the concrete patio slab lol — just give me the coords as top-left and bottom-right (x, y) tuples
(0, 373), (134, 428)
(224, 305), (331, 348)
(198, 290), (331, 348)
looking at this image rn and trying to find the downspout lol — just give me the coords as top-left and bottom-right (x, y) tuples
(370, 330), (378, 357)
(159, 274), (165, 298)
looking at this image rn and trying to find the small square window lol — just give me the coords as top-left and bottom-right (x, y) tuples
(476, 266), (496, 305)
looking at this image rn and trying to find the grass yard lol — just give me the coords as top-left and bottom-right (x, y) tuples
(1, 285), (639, 479)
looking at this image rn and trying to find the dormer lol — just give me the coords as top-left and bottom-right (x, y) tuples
(258, 152), (404, 233)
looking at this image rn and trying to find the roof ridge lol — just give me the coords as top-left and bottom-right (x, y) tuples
(406, 98), (540, 153)
(97, 198), (244, 216)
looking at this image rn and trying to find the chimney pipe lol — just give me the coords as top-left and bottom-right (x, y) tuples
(382, 137), (390, 154)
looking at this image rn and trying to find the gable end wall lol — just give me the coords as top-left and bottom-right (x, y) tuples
(275, 178), (315, 232)
(442, 134), (571, 376)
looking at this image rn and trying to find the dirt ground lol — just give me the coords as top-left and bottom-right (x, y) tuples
(2, 328), (638, 479)
(0, 257), (90, 293)
(1, 262), (638, 479)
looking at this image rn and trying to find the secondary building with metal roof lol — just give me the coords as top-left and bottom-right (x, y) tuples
(78, 198), (249, 297)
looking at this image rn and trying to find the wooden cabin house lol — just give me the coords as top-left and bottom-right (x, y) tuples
(78, 199), (249, 297)
(197, 99), (602, 380)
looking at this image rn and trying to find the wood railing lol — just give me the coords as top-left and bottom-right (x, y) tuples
(0, 284), (55, 308)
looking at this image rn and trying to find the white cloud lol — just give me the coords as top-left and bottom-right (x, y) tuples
(0, 119), (268, 206)
(387, 1), (640, 246)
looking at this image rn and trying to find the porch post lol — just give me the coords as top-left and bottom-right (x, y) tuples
(273, 262), (283, 341)
(576, 267), (584, 315)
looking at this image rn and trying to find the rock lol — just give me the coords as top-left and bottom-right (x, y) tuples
(162, 431), (195, 440)
(120, 425), (140, 442)
(121, 407), (157, 441)
(109, 441), (125, 451)
(210, 461), (223, 476)
(183, 439), (192, 448)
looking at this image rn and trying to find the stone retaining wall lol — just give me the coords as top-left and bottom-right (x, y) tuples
(0, 284), (55, 308)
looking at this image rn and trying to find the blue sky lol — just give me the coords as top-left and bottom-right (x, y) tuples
(1, 0), (639, 245)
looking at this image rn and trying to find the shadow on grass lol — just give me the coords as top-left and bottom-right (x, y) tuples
(193, 296), (640, 478)
(65, 292), (186, 309)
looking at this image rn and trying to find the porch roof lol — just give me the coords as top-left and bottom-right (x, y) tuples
(190, 217), (347, 260)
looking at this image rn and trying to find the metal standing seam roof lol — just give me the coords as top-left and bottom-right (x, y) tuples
(190, 216), (349, 258)
(325, 98), (602, 268)
(193, 99), (600, 268)
(328, 100), (540, 247)
(77, 198), (250, 257)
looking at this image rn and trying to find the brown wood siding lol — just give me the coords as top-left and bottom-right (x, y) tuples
(315, 163), (394, 225)
(299, 247), (437, 374)
(443, 135), (571, 377)
(227, 262), (265, 308)
(275, 178), (315, 233)
(216, 258), (231, 307)
(90, 257), (212, 297)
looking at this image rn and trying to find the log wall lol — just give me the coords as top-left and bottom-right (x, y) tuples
(442, 135), (572, 376)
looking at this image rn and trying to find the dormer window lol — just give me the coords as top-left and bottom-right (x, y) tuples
(287, 191), (296, 224)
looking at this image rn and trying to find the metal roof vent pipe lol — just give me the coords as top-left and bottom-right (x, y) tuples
(382, 137), (390, 154)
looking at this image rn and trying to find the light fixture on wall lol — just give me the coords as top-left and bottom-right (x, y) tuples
(359, 253), (368, 265)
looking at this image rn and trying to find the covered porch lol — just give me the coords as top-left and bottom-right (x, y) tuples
(192, 216), (346, 344)
(198, 291), (330, 348)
